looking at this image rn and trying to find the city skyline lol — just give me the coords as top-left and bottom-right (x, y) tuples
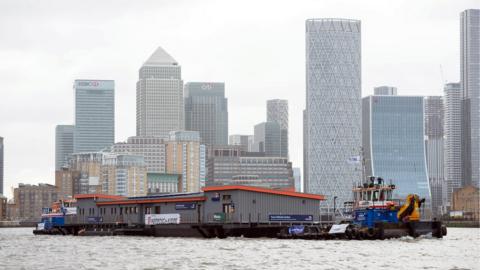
(0, 0), (477, 198)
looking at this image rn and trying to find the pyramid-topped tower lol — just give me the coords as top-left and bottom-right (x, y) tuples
(136, 47), (184, 138)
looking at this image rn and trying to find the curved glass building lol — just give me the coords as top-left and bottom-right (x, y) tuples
(304, 19), (362, 206)
(362, 95), (432, 210)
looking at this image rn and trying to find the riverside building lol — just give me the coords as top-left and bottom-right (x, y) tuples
(136, 47), (184, 138)
(304, 18), (362, 206)
(73, 80), (114, 153)
(12, 183), (58, 222)
(206, 145), (294, 189)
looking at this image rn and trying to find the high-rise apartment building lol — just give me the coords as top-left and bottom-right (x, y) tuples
(304, 19), (362, 205)
(136, 47), (184, 138)
(267, 99), (288, 158)
(424, 96), (445, 217)
(55, 125), (74, 170)
(229, 135), (254, 152)
(0, 136), (3, 195)
(363, 95), (431, 212)
(374, 86), (397, 96)
(166, 131), (204, 192)
(253, 122), (281, 157)
(102, 153), (147, 197)
(112, 136), (166, 173)
(444, 82), (463, 207)
(461, 9), (480, 188)
(74, 80), (114, 153)
(185, 82), (228, 145)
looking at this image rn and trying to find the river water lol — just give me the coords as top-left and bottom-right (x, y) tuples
(0, 227), (478, 270)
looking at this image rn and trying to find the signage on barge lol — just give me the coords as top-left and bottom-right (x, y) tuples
(269, 215), (313, 222)
(145, 214), (181, 225)
(87, 216), (103, 223)
(175, 203), (196, 210)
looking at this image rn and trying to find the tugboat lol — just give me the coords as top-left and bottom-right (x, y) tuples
(33, 199), (77, 235)
(279, 176), (447, 240)
(343, 176), (447, 239)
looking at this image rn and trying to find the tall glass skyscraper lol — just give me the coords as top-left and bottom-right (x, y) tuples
(184, 82), (228, 145)
(424, 96), (445, 217)
(73, 80), (114, 153)
(267, 99), (288, 158)
(460, 9), (480, 188)
(363, 95), (431, 209)
(444, 82), (463, 206)
(253, 122), (281, 157)
(136, 47), (184, 138)
(55, 125), (74, 170)
(304, 18), (362, 205)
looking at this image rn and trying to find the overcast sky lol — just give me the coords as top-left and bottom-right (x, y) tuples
(0, 0), (478, 198)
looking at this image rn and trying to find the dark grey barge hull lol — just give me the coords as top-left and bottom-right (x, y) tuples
(33, 221), (446, 240)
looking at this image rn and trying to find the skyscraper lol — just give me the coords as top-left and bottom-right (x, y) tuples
(229, 135), (254, 152)
(363, 95), (431, 211)
(73, 80), (114, 153)
(55, 125), (74, 170)
(444, 82), (463, 207)
(424, 96), (445, 217)
(374, 86), (397, 96)
(461, 9), (480, 188)
(304, 19), (362, 205)
(136, 47), (184, 138)
(0, 136), (3, 195)
(184, 82), (228, 145)
(253, 122), (281, 157)
(267, 99), (288, 158)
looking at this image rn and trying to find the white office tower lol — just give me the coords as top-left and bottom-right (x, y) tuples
(460, 9), (480, 188)
(304, 19), (362, 206)
(136, 47), (184, 138)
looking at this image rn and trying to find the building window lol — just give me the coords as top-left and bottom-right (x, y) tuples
(155, 206), (161, 214)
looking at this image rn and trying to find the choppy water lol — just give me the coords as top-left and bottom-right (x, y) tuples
(0, 227), (479, 270)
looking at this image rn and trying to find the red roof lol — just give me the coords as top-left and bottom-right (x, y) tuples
(74, 194), (126, 200)
(96, 196), (206, 206)
(203, 185), (325, 200)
